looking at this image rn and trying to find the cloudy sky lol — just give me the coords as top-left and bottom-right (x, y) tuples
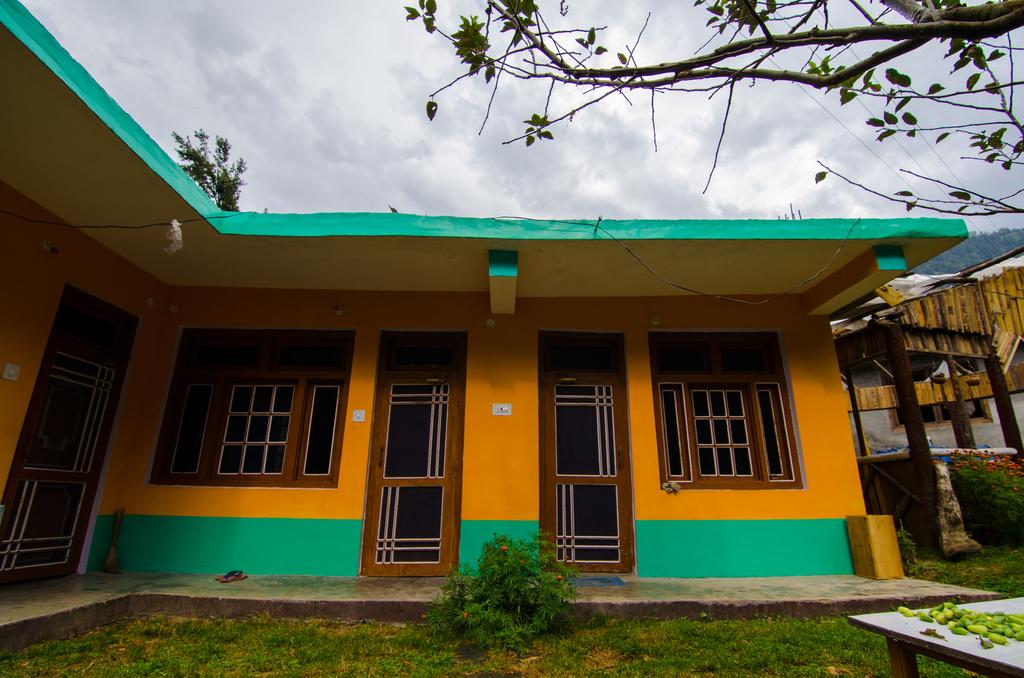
(22, 1), (1023, 231)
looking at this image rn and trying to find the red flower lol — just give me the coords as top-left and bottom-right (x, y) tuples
(500, 545), (508, 552)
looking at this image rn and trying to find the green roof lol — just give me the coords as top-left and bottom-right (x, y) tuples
(1, 0), (969, 243)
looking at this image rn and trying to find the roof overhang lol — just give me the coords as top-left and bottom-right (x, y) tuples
(0, 0), (967, 315)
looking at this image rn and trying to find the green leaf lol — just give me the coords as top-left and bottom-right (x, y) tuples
(878, 130), (897, 141)
(595, 46), (607, 55)
(815, 171), (828, 184)
(990, 49), (1005, 61)
(866, 118), (885, 127)
(936, 132), (951, 143)
(884, 111), (898, 125)
(966, 73), (980, 90)
(949, 191), (972, 200)
(484, 65), (496, 83)
(525, 135), (535, 147)
(617, 53), (628, 65)
(895, 98), (910, 112)
(905, 201), (917, 212)
(425, 0), (436, 13)
(426, 100), (438, 121)
(902, 112), (917, 125)
(896, 190), (914, 197)
(538, 130), (554, 140)
(839, 89), (857, 105)
(884, 68), (911, 87)
(587, 27), (596, 45)
(928, 83), (945, 94)
(405, 6), (420, 20)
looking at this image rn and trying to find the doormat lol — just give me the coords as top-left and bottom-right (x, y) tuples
(572, 576), (626, 587)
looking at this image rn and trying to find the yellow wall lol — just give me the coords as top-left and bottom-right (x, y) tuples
(1, 181), (865, 530)
(0, 182), (170, 493)
(96, 288), (865, 525)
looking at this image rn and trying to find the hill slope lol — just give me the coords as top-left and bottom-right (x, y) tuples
(915, 228), (1024, 274)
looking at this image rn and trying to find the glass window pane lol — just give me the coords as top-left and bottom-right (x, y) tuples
(757, 387), (786, 477)
(304, 386), (339, 475)
(548, 344), (614, 371)
(230, 386), (252, 413)
(265, 445), (285, 474)
(726, 390), (744, 416)
(658, 346), (706, 373)
(556, 401), (601, 476)
(698, 447), (716, 475)
(269, 416), (289, 443)
(735, 448), (753, 476)
(691, 390), (709, 417)
(277, 344), (346, 369)
(710, 391), (726, 417)
(170, 384), (212, 474)
(224, 415), (247, 443)
(219, 445), (243, 474)
(713, 420), (730, 444)
(661, 390), (684, 477)
(247, 415), (269, 442)
(273, 386), (293, 413)
(729, 419), (748, 445)
(721, 346), (768, 372)
(384, 403), (432, 477)
(716, 448), (734, 476)
(242, 445), (264, 474)
(393, 346), (455, 368)
(252, 386), (273, 412)
(196, 344), (260, 368)
(695, 420), (713, 445)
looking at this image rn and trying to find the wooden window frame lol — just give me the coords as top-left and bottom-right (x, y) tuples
(151, 329), (353, 488)
(649, 332), (802, 490)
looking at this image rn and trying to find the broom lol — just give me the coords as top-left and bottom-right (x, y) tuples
(103, 508), (124, 574)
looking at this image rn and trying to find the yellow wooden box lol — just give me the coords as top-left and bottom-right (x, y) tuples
(846, 514), (905, 579)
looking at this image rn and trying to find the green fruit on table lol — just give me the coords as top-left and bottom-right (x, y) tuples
(952, 627), (969, 636)
(990, 633), (1008, 645)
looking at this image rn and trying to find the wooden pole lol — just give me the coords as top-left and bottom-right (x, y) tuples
(985, 352), (1024, 459)
(944, 355), (977, 450)
(883, 322), (939, 547)
(844, 368), (867, 457)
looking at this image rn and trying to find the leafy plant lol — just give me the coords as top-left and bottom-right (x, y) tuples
(896, 525), (919, 576)
(950, 456), (1024, 545)
(172, 129), (246, 212)
(426, 533), (576, 650)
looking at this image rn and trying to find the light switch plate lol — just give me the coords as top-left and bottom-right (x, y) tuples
(2, 363), (20, 381)
(492, 403), (512, 416)
(352, 409), (366, 422)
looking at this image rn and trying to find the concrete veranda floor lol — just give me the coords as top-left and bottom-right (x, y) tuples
(0, 571), (1000, 652)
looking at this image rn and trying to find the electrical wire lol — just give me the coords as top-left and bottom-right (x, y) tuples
(492, 215), (859, 305)
(0, 208), (246, 230)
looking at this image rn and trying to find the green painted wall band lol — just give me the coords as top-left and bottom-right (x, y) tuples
(88, 515), (852, 579)
(488, 250), (519, 277)
(634, 518), (854, 578)
(88, 515), (362, 576)
(874, 244), (908, 271)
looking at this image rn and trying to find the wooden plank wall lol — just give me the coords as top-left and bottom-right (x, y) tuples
(850, 363), (1024, 411)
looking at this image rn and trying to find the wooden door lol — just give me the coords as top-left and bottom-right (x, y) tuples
(361, 332), (466, 576)
(540, 332), (635, 573)
(0, 287), (136, 583)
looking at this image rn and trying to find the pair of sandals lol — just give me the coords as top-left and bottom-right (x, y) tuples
(214, 569), (247, 583)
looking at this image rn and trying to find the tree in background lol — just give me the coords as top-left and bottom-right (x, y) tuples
(172, 129), (247, 212)
(407, 0), (1024, 215)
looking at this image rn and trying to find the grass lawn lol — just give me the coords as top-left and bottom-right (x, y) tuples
(0, 546), (1020, 677)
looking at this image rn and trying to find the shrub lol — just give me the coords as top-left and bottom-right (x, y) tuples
(949, 456), (1024, 545)
(426, 534), (576, 650)
(895, 525), (918, 575)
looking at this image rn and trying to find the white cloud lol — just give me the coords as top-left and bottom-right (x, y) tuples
(21, 0), (1022, 230)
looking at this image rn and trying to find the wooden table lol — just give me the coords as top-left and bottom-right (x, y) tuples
(849, 598), (1024, 677)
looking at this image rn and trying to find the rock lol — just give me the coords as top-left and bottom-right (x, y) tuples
(933, 461), (982, 559)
